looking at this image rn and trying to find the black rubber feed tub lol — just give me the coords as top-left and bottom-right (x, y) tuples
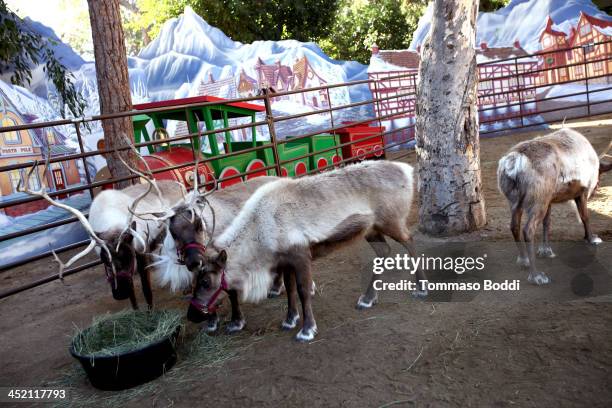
(70, 326), (180, 391)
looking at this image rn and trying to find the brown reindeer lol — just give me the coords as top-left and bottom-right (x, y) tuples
(497, 128), (611, 285)
(182, 160), (425, 342)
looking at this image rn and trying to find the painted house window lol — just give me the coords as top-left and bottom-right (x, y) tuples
(593, 61), (604, 71)
(8, 168), (41, 193)
(584, 43), (594, 54)
(1, 117), (21, 144)
(543, 36), (551, 48)
(575, 64), (584, 76)
(580, 23), (591, 37)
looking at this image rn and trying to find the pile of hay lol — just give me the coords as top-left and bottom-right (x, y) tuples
(72, 309), (182, 358)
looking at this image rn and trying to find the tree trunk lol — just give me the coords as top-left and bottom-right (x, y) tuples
(88, 0), (137, 189)
(415, 0), (486, 235)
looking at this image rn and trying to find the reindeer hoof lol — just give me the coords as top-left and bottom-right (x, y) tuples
(225, 319), (246, 334)
(295, 325), (318, 342)
(310, 281), (317, 296)
(203, 318), (219, 334)
(516, 256), (530, 267)
(412, 289), (428, 299)
(587, 235), (603, 245)
(528, 272), (550, 285)
(537, 246), (556, 258)
(281, 313), (299, 330)
(267, 287), (283, 298)
(356, 294), (378, 310)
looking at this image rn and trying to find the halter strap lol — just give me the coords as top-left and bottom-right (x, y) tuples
(177, 242), (207, 264)
(105, 255), (136, 282)
(189, 269), (228, 314)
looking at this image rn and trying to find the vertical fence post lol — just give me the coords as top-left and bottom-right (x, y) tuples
(372, 79), (387, 147)
(74, 121), (94, 199)
(262, 92), (283, 177)
(582, 45), (591, 116)
(514, 57), (525, 128)
(325, 86), (341, 164)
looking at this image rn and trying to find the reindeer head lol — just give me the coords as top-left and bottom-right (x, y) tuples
(186, 247), (227, 323)
(98, 222), (143, 300)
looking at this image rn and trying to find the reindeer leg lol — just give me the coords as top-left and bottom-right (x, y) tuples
(383, 223), (428, 299)
(395, 237), (429, 298)
(537, 204), (556, 258)
(268, 266), (285, 298)
(575, 192), (602, 245)
(512, 206), (529, 267)
(281, 265), (300, 330)
(357, 232), (390, 309)
(294, 254), (317, 342)
(523, 208), (550, 285)
(137, 254), (154, 310)
(225, 289), (246, 334)
(128, 284), (139, 310)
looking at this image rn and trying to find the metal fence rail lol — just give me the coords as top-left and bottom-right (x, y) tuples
(1, 40), (611, 299)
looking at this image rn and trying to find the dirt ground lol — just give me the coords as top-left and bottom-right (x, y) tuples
(0, 120), (611, 407)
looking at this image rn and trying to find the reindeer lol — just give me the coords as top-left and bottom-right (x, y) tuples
(18, 147), (187, 309)
(497, 128), (612, 285)
(182, 160), (426, 342)
(142, 175), (280, 333)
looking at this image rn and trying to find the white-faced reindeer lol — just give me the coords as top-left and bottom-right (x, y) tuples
(183, 160), (426, 342)
(497, 128), (612, 285)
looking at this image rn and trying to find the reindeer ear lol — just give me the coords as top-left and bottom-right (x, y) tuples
(216, 250), (227, 268)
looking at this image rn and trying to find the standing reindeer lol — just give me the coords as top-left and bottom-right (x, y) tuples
(497, 128), (612, 285)
(18, 152), (187, 309)
(181, 160), (425, 342)
(143, 175), (280, 333)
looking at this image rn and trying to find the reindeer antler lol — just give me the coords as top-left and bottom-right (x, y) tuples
(115, 134), (170, 250)
(17, 152), (115, 279)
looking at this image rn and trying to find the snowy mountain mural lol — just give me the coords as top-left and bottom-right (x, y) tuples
(410, 0), (612, 53)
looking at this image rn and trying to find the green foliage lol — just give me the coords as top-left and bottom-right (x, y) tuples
(320, 0), (427, 64)
(480, 0), (510, 12)
(0, 0), (85, 118)
(121, 0), (339, 53)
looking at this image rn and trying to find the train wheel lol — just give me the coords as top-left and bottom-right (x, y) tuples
(295, 162), (307, 176)
(332, 154), (342, 167)
(317, 157), (328, 171)
(356, 148), (366, 160)
(281, 167), (288, 177)
(373, 144), (384, 157)
(245, 159), (267, 180)
(218, 166), (242, 189)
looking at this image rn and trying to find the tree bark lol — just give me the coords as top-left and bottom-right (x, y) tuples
(88, 0), (137, 188)
(415, 0), (486, 235)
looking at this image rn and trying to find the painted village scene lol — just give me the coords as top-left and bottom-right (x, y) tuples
(0, 0), (611, 406)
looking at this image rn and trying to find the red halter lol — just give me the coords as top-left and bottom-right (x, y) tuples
(177, 242), (207, 265)
(189, 269), (229, 314)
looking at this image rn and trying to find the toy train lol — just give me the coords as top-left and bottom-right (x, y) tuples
(96, 96), (385, 191)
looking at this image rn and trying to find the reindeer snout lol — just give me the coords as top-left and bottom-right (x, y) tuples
(185, 256), (204, 272)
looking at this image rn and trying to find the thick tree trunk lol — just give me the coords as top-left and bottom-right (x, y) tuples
(88, 0), (137, 188)
(415, 0), (486, 235)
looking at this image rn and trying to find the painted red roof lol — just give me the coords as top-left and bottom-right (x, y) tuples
(377, 50), (420, 69)
(133, 95), (265, 112)
(540, 16), (566, 41)
(582, 12), (612, 29)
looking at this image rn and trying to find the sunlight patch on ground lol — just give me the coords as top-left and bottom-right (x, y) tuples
(550, 119), (612, 129)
